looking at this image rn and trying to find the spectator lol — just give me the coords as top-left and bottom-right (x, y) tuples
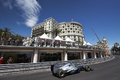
(8, 37), (12, 45)
(0, 57), (3, 64)
(7, 57), (13, 64)
(0, 38), (4, 45)
(41, 40), (44, 47)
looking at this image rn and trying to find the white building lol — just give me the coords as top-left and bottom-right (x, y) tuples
(58, 21), (84, 44)
(31, 17), (58, 38)
(31, 17), (85, 45)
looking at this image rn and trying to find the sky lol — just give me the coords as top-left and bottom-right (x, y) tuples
(0, 0), (120, 48)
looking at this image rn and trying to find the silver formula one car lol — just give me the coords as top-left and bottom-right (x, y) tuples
(51, 62), (93, 78)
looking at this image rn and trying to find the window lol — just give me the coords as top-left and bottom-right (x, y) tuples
(74, 38), (76, 41)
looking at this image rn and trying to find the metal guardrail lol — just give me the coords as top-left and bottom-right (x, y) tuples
(0, 55), (115, 75)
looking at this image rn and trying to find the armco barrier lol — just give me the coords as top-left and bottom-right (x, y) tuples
(0, 55), (115, 76)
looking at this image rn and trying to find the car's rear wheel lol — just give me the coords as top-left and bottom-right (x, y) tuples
(76, 67), (81, 73)
(57, 69), (65, 78)
(85, 65), (91, 72)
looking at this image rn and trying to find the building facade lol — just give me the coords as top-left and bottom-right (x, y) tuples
(31, 17), (84, 45)
(31, 17), (58, 38)
(58, 22), (84, 44)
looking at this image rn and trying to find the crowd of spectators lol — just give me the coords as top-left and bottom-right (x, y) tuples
(0, 37), (104, 50)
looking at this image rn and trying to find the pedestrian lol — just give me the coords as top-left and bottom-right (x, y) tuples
(41, 40), (44, 47)
(7, 57), (13, 64)
(0, 57), (3, 64)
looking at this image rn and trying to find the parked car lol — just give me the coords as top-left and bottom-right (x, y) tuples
(51, 62), (93, 78)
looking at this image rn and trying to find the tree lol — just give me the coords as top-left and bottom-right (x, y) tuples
(52, 28), (62, 36)
(111, 42), (120, 54)
(44, 30), (50, 34)
(2, 27), (11, 39)
(77, 38), (83, 45)
(0, 28), (3, 38)
(0, 27), (24, 45)
(118, 47), (120, 53)
(114, 42), (119, 48)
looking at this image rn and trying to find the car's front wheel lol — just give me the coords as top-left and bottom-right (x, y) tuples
(57, 69), (65, 78)
(85, 65), (91, 72)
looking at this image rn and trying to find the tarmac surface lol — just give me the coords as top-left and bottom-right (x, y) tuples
(0, 55), (120, 80)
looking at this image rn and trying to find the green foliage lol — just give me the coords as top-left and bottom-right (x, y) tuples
(77, 39), (83, 45)
(0, 27), (25, 45)
(52, 28), (62, 36)
(0, 27), (24, 40)
(111, 42), (120, 54)
(114, 42), (119, 48)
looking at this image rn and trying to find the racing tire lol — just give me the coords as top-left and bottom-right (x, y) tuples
(76, 67), (81, 73)
(85, 65), (91, 72)
(57, 69), (65, 78)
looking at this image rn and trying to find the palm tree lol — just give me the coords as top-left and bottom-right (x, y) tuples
(2, 27), (11, 39)
(44, 30), (50, 34)
(0, 27), (11, 45)
(77, 39), (84, 45)
(0, 27), (25, 45)
(114, 42), (119, 48)
(111, 42), (119, 54)
(39, 30), (50, 35)
(118, 47), (120, 54)
(0, 28), (3, 38)
(52, 28), (62, 36)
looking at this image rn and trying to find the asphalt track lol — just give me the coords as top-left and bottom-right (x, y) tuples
(0, 55), (120, 80)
